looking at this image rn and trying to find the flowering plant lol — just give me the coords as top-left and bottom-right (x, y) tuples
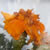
(1, 9), (47, 50)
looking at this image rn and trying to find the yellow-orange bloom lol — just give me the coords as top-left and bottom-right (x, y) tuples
(1, 9), (45, 45)
(4, 19), (25, 40)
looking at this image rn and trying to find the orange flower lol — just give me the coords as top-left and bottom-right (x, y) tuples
(1, 9), (45, 45)
(4, 19), (25, 40)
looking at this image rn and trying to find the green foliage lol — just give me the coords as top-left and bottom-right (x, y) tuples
(12, 32), (27, 50)
(0, 34), (13, 50)
(0, 34), (5, 46)
(0, 32), (27, 50)
(0, 34), (6, 50)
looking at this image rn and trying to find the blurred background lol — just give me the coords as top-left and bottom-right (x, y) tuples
(0, 0), (50, 50)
